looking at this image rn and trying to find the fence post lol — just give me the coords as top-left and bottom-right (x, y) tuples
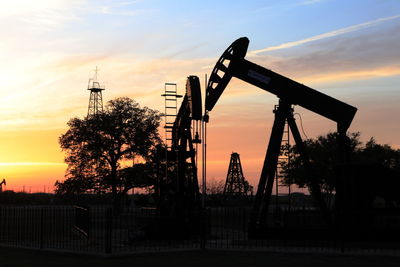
(200, 209), (207, 250)
(40, 207), (44, 249)
(105, 208), (112, 254)
(0, 206), (2, 242)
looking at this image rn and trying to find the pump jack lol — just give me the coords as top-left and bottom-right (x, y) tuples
(165, 75), (202, 216)
(0, 179), (5, 192)
(204, 37), (357, 229)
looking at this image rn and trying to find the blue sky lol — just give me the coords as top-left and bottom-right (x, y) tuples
(0, 0), (399, 190)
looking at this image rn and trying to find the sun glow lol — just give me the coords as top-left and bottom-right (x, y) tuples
(0, 0), (82, 17)
(0, 162), (66, 192)
(0, 162), (66, 166)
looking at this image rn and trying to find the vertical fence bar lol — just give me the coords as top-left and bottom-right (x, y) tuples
(0, 206), (2, 243)
(105, 208), (112, 254)
(200, 209), (207, 250)
(40, 207), (44, 249)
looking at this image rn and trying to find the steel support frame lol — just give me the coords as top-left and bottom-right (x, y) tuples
(174, 115), (200, 214)
(250, 100), (330, 228)
(250, 100), (291, 226)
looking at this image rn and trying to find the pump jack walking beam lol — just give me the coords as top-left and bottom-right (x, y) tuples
(205, 37), (356, 132)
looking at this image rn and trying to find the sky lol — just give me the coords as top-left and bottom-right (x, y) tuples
(0, 0), (399, 192)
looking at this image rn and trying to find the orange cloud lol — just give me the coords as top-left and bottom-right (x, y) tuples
(301, 66), (400, 84)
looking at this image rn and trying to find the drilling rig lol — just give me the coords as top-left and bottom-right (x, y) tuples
(203, 37), (357, 232)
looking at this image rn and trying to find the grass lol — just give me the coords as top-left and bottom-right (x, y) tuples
(2, 247), (400, 267)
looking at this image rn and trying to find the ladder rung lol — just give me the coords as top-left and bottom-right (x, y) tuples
(166, 106), (177, 109)
(163, 94), (182, 97)
(164, 114), (176, 116)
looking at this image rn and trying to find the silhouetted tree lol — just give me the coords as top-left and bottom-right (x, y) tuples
(281, 132), (359, 198)
(206, 178), (225, 195)
(356, 137), (400, 171)
(281, 132), (400, 208)
(56, 97), (162, 212)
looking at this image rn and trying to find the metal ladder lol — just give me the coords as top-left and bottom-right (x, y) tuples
(162, 83), (181, 150)
(275, 116), (292, 212)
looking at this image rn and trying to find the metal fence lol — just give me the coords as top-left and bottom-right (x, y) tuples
(0, 205), (400, 256)
(0, 205), (201, 254)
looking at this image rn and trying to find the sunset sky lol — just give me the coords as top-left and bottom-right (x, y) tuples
(0, 0), (399, 192)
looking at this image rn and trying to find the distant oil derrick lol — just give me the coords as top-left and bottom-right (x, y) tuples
(224, 152), (251, 196)
(87, 66), (105, 116)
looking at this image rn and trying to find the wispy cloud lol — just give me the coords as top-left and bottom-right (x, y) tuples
(94, 0), (153, 17)
(299, 0), (324, 6)
(250, 14), (400, 54)
(0, 0), (80, 17)
(0, 0), (84, 28)
(96, 6), (145, 16)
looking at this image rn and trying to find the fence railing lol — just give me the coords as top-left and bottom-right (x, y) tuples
(0, 205), (400, 255)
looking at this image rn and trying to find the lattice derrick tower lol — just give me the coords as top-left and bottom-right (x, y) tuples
(87, 66), (105, 116)
(86, 67), (105, 194)
(224, 152), (249, 195)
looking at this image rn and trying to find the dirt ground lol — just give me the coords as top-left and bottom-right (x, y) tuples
(2, 248), (400, 267)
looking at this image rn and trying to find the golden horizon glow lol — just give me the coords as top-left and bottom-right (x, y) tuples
(0, 162), (65, 166)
